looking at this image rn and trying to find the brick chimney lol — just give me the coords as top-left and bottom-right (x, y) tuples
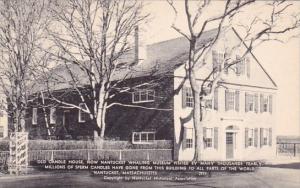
(134, 25), (147, 65)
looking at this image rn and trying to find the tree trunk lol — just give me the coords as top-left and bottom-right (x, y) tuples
(191, 80), (204, 161)
(188, 38), (204, 161)
(94, 85), (108, 139)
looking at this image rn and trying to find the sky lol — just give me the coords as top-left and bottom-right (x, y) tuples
(141, 0), (300, 136)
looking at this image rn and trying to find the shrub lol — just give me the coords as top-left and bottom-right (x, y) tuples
(0, 140), (9, 151)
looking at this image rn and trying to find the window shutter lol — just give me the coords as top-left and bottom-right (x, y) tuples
(214, 127), (218, 150)
(182, 87), (187, 108)
(182, 127), (186, 149)
(245, 93), (249, 112)
(260, 128), (263, 148)
(254, 94), (258, 113)
(235, 90), (240, 112)
(260, 94), (264, 113)
(224, 62), (228, 74)
(269, 128), (272, 146)
(203, 127), (207, 149)
(214, 88), (218, 111)
(269, 95), (273, 114)
(246, 57), (250, 78)
(225, 89), (229, 111)
(245, 128), (249, 148)
(241, 58), (245, 75)
(212, 51), (217, 72)
(236, 55), (241, 76)
(254, 128), (258, 147)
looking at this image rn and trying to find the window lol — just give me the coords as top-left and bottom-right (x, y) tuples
(248, 129), (254, 146)
(132, 132), (155, 144)
(262, 128), (269, 146)
(0, 126), (3, 138)
(184, 128), (193, 148)
(205, 128), (213, 148)
(186, 139), (193, 148)
(245, 93), (258, 112)
(260, 128), (272, 147)
(186, 87), (193, 107)
(132, 89), (155, 103)
(204, 99), (212, 109)
(260, 94), (273, 113)
(78, 103), (88, 123)
(225, 90), (235, 111)
(212, 51), (224, 73)
(50, 107), (56, 124)
(32, 108), (37, 125)
(225, 90), (239, 111)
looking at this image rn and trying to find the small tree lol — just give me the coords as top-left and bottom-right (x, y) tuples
(167, 0), (300, 160)
(45, 0), (149, 139)
(0, 0), (51, 133)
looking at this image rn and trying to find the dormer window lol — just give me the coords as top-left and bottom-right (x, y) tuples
(132, 89), (155, 103)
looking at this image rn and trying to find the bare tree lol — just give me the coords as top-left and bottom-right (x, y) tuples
(0, 0), (51, 133)
(45, 0), (149, 139)
(167, 0), (300, 160)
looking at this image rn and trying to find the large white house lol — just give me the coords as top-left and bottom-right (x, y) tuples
(173, 28), (276, 161)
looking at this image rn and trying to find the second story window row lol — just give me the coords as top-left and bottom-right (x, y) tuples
(182, 86), (273, 114)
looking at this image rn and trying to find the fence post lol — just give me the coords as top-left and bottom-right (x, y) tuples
(119, 150), (122, 161)
(51, 150), (54, 161)
(147, 151), (150, 161)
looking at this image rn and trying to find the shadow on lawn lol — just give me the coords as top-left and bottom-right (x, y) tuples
(265, 163), (300, 169)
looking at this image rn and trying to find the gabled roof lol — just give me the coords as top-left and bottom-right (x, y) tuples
(37, 27), (277, 91)
(232, 28), (277, 88)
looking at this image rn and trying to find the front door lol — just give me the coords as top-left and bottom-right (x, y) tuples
(226, 132), (234, 159)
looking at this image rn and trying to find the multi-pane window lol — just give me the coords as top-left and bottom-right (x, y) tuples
(132, 132), (155, 144)
(186, 139), (193, 148)
(260, 94), (273, 113)
(132, 89), (155, 103)
(245, 93), (257, 112)
(184, 128), (193, 148)
(32, 108), (37, 125)
(78, 103), (88, 123)
(0, 126), (3, 138)
(185, 87), (193, 107)
(225, 90), (239, 111)
(248, 129), (254, 146)
(212, 51), (224, 73)
(262, 128), (269, 146)
(226, 91), (235, 111)
(50, 107), (56, 124)
(205, 128), (213, 148)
